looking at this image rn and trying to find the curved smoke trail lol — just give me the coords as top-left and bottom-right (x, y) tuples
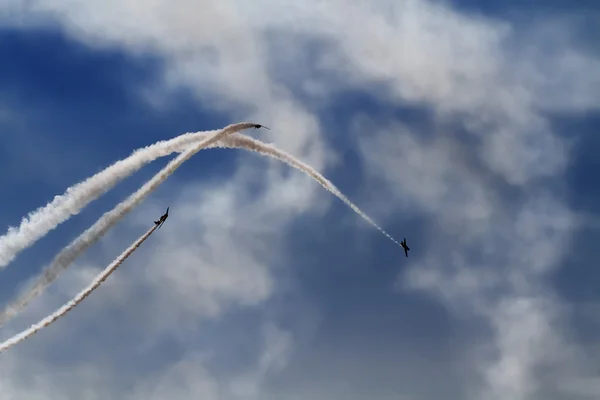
(222, 135), (403, 248)
(0, 225), (158, 353)
(0, 122), (400, 273)
(0, 127), (401, 328)
(0, 123), (252, 269)
(0, 123), (258, 326)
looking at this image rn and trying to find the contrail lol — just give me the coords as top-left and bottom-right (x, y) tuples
(0, 132), (400, 351)
(0, 122), (398, 271)
(0, 224), (158, 353)
(0, 128), (401, 327)
(0, 122), (254, 269)
(0, 123), (258, 326)
(219, 134), (403, 248)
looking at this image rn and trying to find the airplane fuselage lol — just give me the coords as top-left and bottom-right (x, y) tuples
(154, 208), (169, 228)
(401, 238), (410, 257)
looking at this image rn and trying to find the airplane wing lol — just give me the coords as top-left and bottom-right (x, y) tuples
(404, 247), (408, 258)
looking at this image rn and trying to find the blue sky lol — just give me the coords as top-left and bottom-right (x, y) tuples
(0, 0), (599, 399)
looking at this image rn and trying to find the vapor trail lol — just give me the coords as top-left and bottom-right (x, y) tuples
(0, 128), (401, 327)
(0, 123), (257, 326)
(0, 133), (400, 350)
(0, 123), (251, 269)
(0, 121), (399, 272)
(218, 135), (403, 248)
(0, 224), (158, 353)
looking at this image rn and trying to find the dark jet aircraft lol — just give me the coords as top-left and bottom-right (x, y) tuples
(253, 124), (271, 130)
(154, 207), (169, 229)
(400, 238), (410, 258)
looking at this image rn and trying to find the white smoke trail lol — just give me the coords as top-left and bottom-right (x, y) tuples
(0, 132), (402, 353)
(0, 123), (257, 326)
(0, 122), (253, 269)
(0, 121), (400, 272)
(0, 128), (401, 328)
(0, 224), (158, 353)
(220, 135), (403, 248)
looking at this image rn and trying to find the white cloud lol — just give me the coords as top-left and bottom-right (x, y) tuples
(356, 118), (578, 398)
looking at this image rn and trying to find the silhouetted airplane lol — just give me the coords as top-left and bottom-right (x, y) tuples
(400, 238), (410, 258)
(253, 124), (271, 130)
(154, 207), (169, 229)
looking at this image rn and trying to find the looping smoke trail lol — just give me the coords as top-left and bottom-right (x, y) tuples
(0, 122), (401, 272)
(0, 122), (251, 269)
(0, 132), (402, 353)
(0, 127), (401, 329)
(0, 224), (158, 353)
(0, 123), (258, 326)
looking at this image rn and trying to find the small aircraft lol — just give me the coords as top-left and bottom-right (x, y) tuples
(253, 124), (271, 130)
(154, 207), (169, 229)
(400, 238), (410, 258)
